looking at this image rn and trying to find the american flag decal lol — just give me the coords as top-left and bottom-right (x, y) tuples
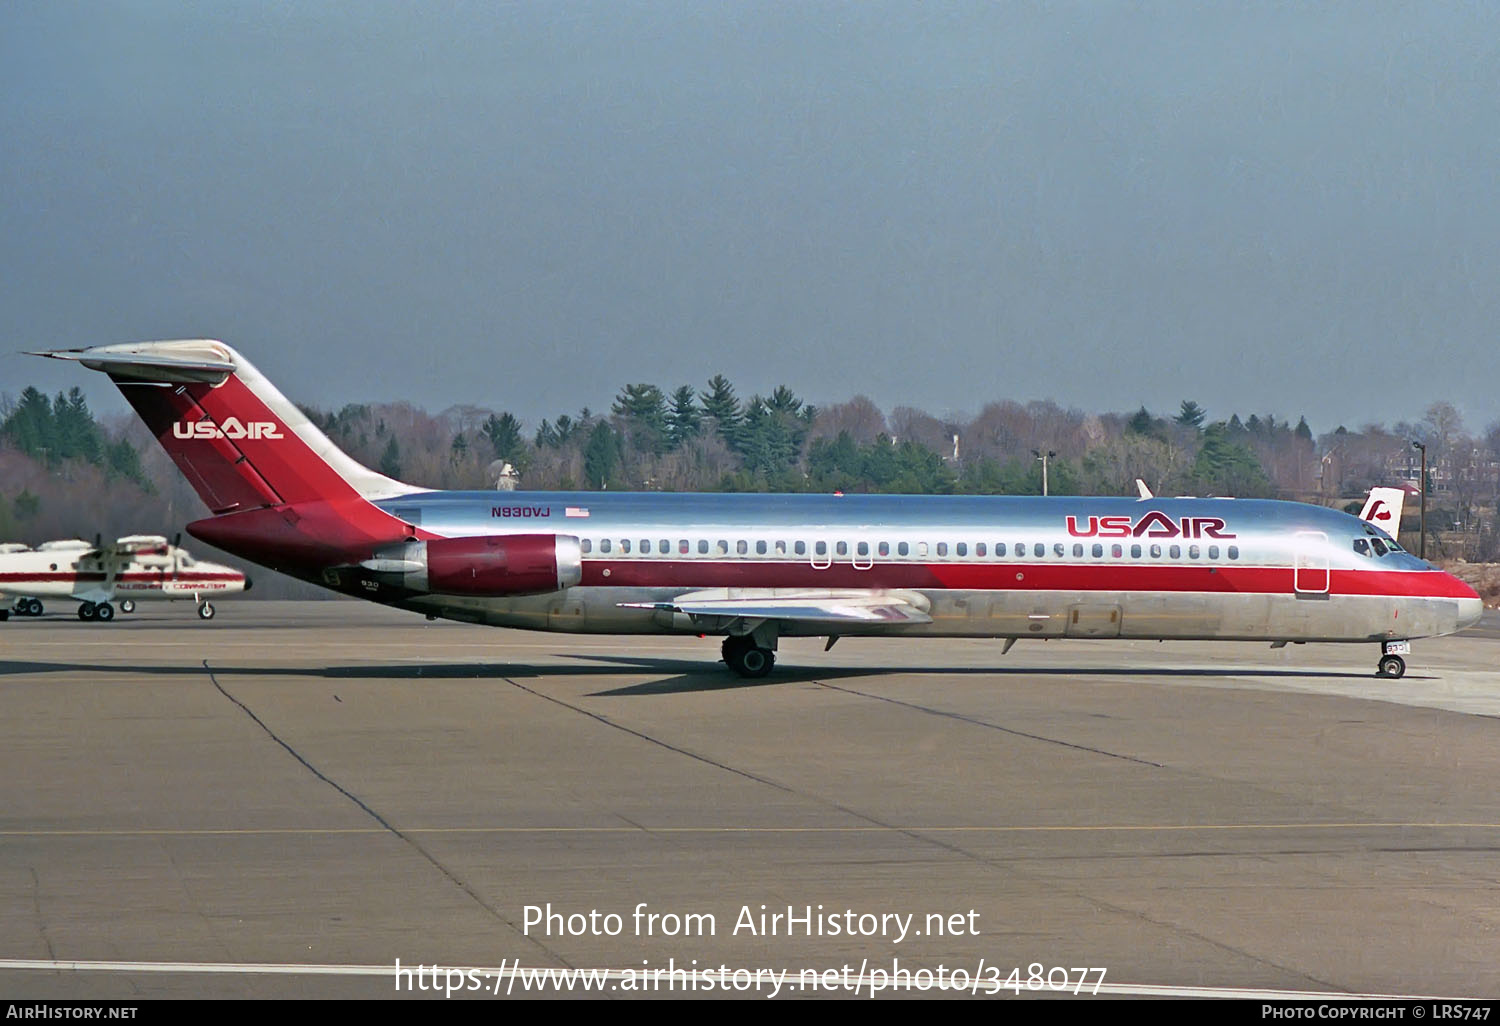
(565, 507), (590, 518)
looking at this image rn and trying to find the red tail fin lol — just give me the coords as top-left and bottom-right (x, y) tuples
(35, 340), (418, 514)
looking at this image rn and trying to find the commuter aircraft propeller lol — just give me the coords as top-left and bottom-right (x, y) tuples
(0, 533), (250, 622)
(33, 340), (1481, 678)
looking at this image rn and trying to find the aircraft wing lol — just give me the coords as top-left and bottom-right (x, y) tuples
(620, 588), (933, 626)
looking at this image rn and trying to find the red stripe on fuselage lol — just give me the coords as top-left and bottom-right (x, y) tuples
(577, 560), (1476, 600)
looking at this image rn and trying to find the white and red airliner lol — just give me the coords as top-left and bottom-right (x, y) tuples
(0, 534), (249, 622)
(34, 340), (1482, 678)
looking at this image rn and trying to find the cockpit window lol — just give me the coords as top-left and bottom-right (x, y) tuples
(1370, 538), (1389, 557)
(1353, 539), (1370, 556)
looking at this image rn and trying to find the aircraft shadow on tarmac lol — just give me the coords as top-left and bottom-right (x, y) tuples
(0, 657), (1409, 699)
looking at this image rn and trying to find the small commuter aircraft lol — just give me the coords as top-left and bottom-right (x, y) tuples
(31, 340), (1482, 678)
(0, 534), (250, 622)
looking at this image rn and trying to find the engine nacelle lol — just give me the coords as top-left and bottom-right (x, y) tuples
(365, 534), (582, 597)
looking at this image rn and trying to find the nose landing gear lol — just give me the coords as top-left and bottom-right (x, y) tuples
(1376, 640), (1409, 679)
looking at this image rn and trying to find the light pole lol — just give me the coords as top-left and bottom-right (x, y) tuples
(1032, 449), (1057, 496)
(1410, 440), (1427, 559)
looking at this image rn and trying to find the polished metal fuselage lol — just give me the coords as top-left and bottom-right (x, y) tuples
(371, 492), (1482, 644)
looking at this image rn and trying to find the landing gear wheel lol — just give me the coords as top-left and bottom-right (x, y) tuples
(78, 603), (97, 621)
(119, 600), (135, 614)
(20, 598), (42, 616)
(198, 602), (215, 620)
(1377, 654), (1406, 679)
(95, 602), (115, 622)
(722, 635), (775, 679)
(0, 609), (8, 621)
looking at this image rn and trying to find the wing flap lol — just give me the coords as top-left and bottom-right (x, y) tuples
(620, 588), (933, 626)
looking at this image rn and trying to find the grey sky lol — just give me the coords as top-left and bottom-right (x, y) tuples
(3, 2), (1497, 438)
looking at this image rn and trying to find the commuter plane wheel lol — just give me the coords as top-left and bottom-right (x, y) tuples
(722, 635), (775, 679)
(78, 603), (97, 621)
(198, 602), (215, 620)
(120, 600), (135, 614)
(1377, 655), (1406, 679)
(95, 602), (115, 622)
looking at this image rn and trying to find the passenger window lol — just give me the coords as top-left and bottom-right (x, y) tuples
(1169, 545), (1180, 559)
(1149, 544), (1161, 558)
(1034, 543), (1045, 558)
(1111, 544), (1123, 558)
(878, 541), (890, 557)
(640, 539), (650, 553)
(679, 540), (689, 554)
(815, 541), (827, 556)
(1189, 545), (1200, 559)
(775, 540), (787, 555)
(737, 540), (748, 555)
(658, 540), (669, 554)
(621, 540), (631, 554)
(975, 543), (986, 557)
(698, 540), (709, 555)
(956, 542), (967, 557)
(936, 542), (948, 557)
(1208, 545), (1220, 560)
(898, 542), (909, 556)
(1092, 543), (1103, 558)
(1130, 544), (1142, 558)
(756, 540), (767, 555)
(1072, 543), (1083, 558)
(1053, 543), (1065, 558)
(858, 541), (870, 556)
(581, 539), (593, 554)
(795, 541), (807, 556)
(716, 540), (729, 555)
(1227, 545), (1239, 560)
(996, 543), (1006, 557)
(917, 542), (929, 556)
(601, 539), (612, 553)
(1353, 539), (1370, 556)
(836, 541), (849, 556)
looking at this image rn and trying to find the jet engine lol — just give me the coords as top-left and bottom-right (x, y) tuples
(362, 534), (583, 597)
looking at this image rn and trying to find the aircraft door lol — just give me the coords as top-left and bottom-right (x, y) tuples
(1293, 531), (1330, 596)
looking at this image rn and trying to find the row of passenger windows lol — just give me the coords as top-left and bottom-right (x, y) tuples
(577, 538), (1241, 561)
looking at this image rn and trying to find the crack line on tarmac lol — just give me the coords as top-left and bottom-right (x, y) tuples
(503, 675), (1337, 991)
(202, 659), (573, 970)
(29, 867), (56, 964)
(813, 680), (1165, 767)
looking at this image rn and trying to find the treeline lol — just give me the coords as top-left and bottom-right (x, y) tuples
(1, 387), (150, 489)
(4, 378), (1500, 571)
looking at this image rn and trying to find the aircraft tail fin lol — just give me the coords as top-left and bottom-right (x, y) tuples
(1358, 486), (1406, 542)
(31, 340), (422, 516)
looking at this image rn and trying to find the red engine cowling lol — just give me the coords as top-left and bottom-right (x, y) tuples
(396, 535), (582, 596)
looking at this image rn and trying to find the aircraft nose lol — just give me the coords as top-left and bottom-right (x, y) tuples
(1449, 574), (1482, 630)
(243, 575), (253, 592)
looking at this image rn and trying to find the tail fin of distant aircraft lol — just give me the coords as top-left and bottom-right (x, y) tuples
(1358, 486), (1406, 542)
(31, 341), (427, 561)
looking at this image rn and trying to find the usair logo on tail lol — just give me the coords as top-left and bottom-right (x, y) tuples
(172, 418), (284, 440)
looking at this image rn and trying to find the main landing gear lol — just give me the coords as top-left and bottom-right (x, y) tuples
(14, 598), (43, 617)
(722, 634), (775, 679)
(77, 601), (115, 622)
